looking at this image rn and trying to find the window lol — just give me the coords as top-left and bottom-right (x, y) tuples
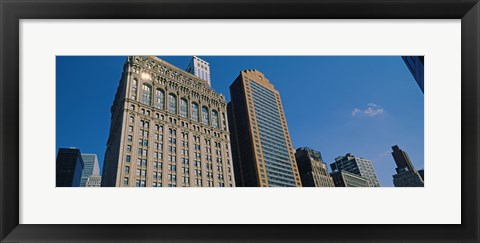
(191, 102), (199, 121)
(128, 126), (133, 132)
(125, 166), (130, 174)
(136, 180), (140, 187)
(131, 78), (138, 100)
(168, 94), (177, 114)
(124, 177), (129, 186)
(141, 84), (151, 105)
(155, 89), (165, 110)
(128, 135), (132, 142)
(180, 98), (188, 118)
(129, 116), (134, 123)
(201, 106), (209, 125)
(127, 145), (131, 152)
(212, 110), (219, 128)
(126, 155), (131, 163)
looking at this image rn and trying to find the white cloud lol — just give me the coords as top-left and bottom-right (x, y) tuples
(352, 103), (384, 117)
(351, 108), (362, 116)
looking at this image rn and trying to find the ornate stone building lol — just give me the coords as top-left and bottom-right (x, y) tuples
(101, 56), (235, 187)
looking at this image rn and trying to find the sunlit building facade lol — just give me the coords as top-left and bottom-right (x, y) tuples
(80, 154), (100, 187)
(101, 56), (235, 187)
(228, 69), (302, 187)
(186, 56), (211, 86)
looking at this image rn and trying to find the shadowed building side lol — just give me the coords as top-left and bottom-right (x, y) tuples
(391, 145), (424, 187)
(56, 148), (84, 187)
(295, 147), (335, 187)
(402, 56), (424, 93)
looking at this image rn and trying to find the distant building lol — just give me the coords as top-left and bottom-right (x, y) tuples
(331, 153), (380, 187)
(56, 148), (84, 187)
(295, 147), (334, 187)
(186, 56), (211, 86)
(80, 154), (100, 187)
(228, 69), (302, 187)
(330, 171), (370, 187)
(402, 56), (424, 93)
(86, 175), (102, 187)
(391, 145), (424, 187)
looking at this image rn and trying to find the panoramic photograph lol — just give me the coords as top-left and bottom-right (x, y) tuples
(56, 56), (424, 188)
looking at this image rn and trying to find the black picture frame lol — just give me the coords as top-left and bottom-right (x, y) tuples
(1, 0), (479, 242)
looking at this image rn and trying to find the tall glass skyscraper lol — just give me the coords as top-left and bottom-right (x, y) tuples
(80, 154), (100, 187)
(228, 69), (302, 187)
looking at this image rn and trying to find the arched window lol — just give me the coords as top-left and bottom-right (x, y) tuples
(180, 98), (188, 118)
(155, 89), (165, 110)
(141, 84), (151, 105)
(191, 103), (199, 122)
(202, 106), (209, 125)
(168, 94), (177, 114)
(212, 110), (219, 129)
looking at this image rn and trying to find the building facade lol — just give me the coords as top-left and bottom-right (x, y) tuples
(56, 148), (84, 187)
(331, 153), (380, 187)
(391, 145), (424, 187)
(295, 147), (335, 187)
(402, 56), (424, 93)
(80, 154), (100, 187)
(330, 171), (370, 187)
(186, 56), (211, 86)
(101, 56), (235, 187)
(86, 175), (102, 187)
(228, 69), (302, 187)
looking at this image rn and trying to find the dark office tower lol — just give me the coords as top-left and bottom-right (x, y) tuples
(391, 145), (415, 173)
(228, 69), (302, 187)
(330, 171), (370, 187)
(402, 56), (424, 93)
(391, 145), (424, 187)
(295, 147), (335, 187)
(331, 153), (380, 187)
(418, 169), (424, 181)
(102, 56), (234, 187)
(56, 148), (84, 187)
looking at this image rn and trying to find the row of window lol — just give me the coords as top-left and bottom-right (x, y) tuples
(131, 79), (222, 129)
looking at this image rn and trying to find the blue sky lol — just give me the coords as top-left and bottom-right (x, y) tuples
(56, 56), (424, 187)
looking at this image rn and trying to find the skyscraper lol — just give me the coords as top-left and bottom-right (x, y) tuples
(330, 153), (380, 187)
(295, 147), (335, 187)
(391, 145), (424, 187)
(186, 56), (211, 86)
(228, 69), (302, 187)
(80, 154), (100, 187)
(56, 148), (84, 187)
(402, 56), (424, 93)
(101, 56), (235, 187)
